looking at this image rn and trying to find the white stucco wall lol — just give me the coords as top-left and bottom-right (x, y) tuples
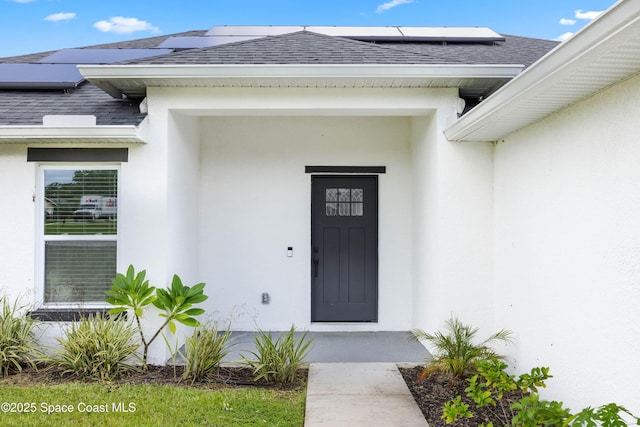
(123, 87), (488, 361)
(410, 113), (495, 336)
(142, 86), (479, 335)
(119, 111), (203, 363)
(118, 106), (173, 363)
(493, 72), (640, 413)
(0, 84), (495, 364)
(166, 113), (201, 282)
(0, 145), (34, 303)
(198, 115), (414, 331)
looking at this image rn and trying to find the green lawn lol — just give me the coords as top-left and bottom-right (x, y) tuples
(0, 382), (305, 427)
(45, 220), (117, 235)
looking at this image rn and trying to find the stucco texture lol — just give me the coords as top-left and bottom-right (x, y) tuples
(198, 116), (414, 331)
(493, 72), (640, 413)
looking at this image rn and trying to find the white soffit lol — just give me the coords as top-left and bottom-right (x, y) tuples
(445, 0), (640, 142)
(79, 64), (523, 99)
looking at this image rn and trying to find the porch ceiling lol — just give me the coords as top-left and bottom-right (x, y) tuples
(445, 0), (640, 142)
(78, 64), (523, 100)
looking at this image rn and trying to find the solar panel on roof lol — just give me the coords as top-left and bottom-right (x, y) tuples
(205, 25), (505, 43)
(399, 27), (504, 41)
(38, 48), (174, 64)
(156, 36), (260, 49)
(206, 26), (304, 36)
(305, 26), (402, 37)
(0, 63), (83, 89)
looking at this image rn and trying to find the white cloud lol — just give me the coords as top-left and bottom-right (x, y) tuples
(93, 16), (159, 34)
(575, 9), (604, 20)
(376, 0), (415, 14)
(9, 0), (36, 3)
(555, 32), (574, 42)
(555, 8), (605, 42)
(44, 12), (77, 22)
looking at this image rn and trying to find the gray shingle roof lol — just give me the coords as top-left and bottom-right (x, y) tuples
(124, 31), (447, 65)
(124, 31), (558, 67)
(0, 32), (201, 126)
(0, 83), (145, 126)
(82, 30), (207, 50)
(0, 31), (207, 64)
(378, 34), (559, 68)
(0, 28), (558, 127)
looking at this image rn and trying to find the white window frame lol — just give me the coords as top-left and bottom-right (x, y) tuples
(35, 164), (120, 308)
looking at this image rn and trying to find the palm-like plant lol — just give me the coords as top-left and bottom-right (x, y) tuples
(106, 265), (156, 364)
(106, 265), (208, 365)
(412, 316), (513, 380)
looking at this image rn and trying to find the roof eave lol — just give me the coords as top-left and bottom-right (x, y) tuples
(445, 0), (640, 142)
(78, 63), (525, 99)
(0, 125), (146, 144)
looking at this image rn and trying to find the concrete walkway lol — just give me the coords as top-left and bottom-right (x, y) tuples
(212, 332), (431, 426)
(304, 363), (429, 427)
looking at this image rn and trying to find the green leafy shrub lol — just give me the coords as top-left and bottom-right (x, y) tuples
(107, 265), (208, 365)
(242, 325), (312, 384)
(569, 404), (640, 427)
(0, 295), (38, 376)
(106, 265), (155, 362)
(182, 324), (233, 384)
(442, 357), (640, 427)
(411, 316), (513, 380)
(53, 313), (140, 382)
(152, 273), (208, 334)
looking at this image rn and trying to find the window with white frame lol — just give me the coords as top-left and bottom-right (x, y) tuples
(40, 166), (118, 304)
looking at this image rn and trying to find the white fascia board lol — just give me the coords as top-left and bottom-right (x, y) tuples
(0, 125), (145, 144)
(445, 0), (640, 142)
(79, 63), (524, 80)
(79, 63), (524, 98)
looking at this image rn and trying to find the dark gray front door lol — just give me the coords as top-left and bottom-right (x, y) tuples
(311, 176), (378, 322)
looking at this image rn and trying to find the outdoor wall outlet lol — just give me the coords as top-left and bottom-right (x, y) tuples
(261, 292), (270, 304)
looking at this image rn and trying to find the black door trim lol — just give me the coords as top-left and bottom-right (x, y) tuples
(311, 175), (379, 322)
(305, 166), (386, 174)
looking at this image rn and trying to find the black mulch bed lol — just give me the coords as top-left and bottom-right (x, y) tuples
(2, 363), (307, 391)
(399, 365), (524, 427)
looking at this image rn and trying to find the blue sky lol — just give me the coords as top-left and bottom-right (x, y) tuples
(1, 0), (618, 57)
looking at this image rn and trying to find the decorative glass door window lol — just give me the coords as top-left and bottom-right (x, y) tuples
(40, 167), (118, 304)
(326, 188), (364, 216)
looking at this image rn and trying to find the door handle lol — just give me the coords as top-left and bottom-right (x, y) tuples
(313, 247), (319, 278)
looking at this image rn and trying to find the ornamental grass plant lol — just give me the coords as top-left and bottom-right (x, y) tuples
(0, 295), (39, 376)
(182, 324), (233, 384)
(53, 313), (141, 382)
(242, 325), (312, 385)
